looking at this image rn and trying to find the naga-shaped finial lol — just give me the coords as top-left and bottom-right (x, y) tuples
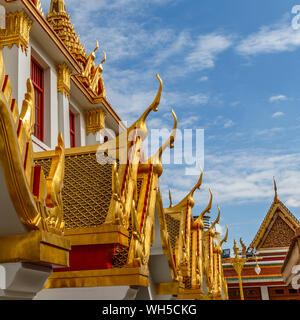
(100, 51), (106, 66)
(240, 238), (247, 257)
(220, 225), (229, 246)
(148, 109), (177, 171)
(194, 187), (213, 226)
(136, 73), (162, 132)
(19, 79), (35, 140)
(169, 189), (173, 208)
(210, 205), (221, 230)
(273, 176), (279, 203)
(96, 74), (162, 161)
(45, 133), (65, 208)
(215, 224), (228, 252)
(91, 40), (99, 59)
(165, 168), (203, 212)
(189, 168), (203, 200)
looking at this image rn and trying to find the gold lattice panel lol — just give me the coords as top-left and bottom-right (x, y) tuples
(165, 214), (180, 252)
(35, 152), (113, 229)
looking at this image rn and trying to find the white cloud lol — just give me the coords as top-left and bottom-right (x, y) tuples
(185, 33), (232, 71)
(255, 127), (284, 136)
(230, 101), (240, 107)
(215, 224), (224, 236)
(224, 119), (234, 128)
(199, 76), (208, 82)
(160, 151), (300, 211)
(272, 111), (284, 118)
(189, 93), (209, 105)
(269, 95), (288, 103)
(236, 22), (300, 56)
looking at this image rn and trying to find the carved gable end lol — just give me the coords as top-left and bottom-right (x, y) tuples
(260, 214), (296, 249)
(251, 199), (300, 250)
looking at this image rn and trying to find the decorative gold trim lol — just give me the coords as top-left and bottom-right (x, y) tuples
(0, 11), (32, 55)
(45, 267), (149, 289)
(85, 108), (106, 136)
(0, 230), (70, 266)
(31, 0), (44, 16)
(155, 282), (179, 295)
(64, 225), (129, 246)
(57, 63), (72, 98)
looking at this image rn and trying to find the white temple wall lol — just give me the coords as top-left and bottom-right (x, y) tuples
(2, 45), (31, 112)
(69, 97), (86, 147)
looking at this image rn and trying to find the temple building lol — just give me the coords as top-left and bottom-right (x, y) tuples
(0, 0), (229, 300)
(223, 181), (300, 300)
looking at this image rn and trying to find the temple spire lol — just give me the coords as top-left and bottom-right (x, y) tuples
(273, 176), (279, 203)
(49, 0), (66, 13)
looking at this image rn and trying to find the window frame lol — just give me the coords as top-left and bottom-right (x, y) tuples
(69, 110), (76, 148)
(31, 57), (44, 142)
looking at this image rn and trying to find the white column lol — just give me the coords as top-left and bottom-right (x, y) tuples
(2, 45), (31, 112)
(58, 92), (70, 149)
(0, 263), (52, 300)
(261, 286), (269, 300)
(44, 67), (58, 149)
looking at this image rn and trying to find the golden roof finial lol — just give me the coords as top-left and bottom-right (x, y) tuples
(220, 225), (229, 246)
(147, 109), (177, 177)
(210, 205), (221, 230)
(164, 168), (203, 212)
(273, 176), (279, 203)
(215, 225), (228, 251)
(169, 189), (173, 208)
(233, 239), (239, 257)
(240, 238), (247, 256)
(91, 40), (99, 59)
(194, 187), (212, 225)
(100, 51), (107, 66)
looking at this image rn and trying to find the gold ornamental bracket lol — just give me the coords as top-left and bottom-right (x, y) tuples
(85, 108), (106, 136)
(0, 11), (33, 55)
(57, 63), (72, 98)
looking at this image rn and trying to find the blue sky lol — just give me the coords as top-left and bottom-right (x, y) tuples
(42, 0), (300, 251)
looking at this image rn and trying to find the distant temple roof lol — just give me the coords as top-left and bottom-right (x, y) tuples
(250, 179), (300, 250)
